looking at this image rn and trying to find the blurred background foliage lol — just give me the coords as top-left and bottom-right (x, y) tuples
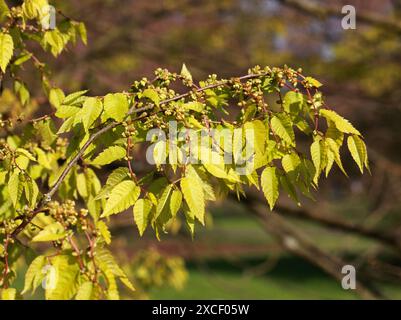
(5, 0), (401, 299)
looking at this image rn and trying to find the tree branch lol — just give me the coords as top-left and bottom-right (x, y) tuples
(11, 71), (271, 239)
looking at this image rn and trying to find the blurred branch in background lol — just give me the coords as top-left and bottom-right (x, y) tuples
(250, 203), (382, 299)
(279, 0), (401, 34)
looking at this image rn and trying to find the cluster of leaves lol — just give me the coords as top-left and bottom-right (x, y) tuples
(127, 248), (188, 299)
(0, 0), (86, 107)
(0, 1), (368, 300)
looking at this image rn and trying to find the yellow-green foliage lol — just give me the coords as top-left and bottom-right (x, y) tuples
(0, 0), (368, 300)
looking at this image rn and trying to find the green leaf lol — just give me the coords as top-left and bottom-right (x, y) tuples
(305, 76), (322, 88)
(76, 173), (88, 198)
(22, 255), (46, 294)
(97, 220), (111, 244)
(102, 180), (140, 217)
(24, 178), (39, 208)
(320, 109), (361, 135)
(95, 247), (135, 296)
(141, 88), (160, 106)
(0, 32), (13, 72)
(0, 0), (9, 23)
(91, 146), (126, 166)
(1, 288), (17, 300)
(45, 255), (80, 300)
(35, 147), (52, 169)
(49, 88), (65, 109)
(261, 166), (279, 210)
(183, 101), (204, 113)
(310, 139), (324, 184)
(16, 148), (36, 161)
(326, 120), (344, 146)
(80, 97), (103, 131)
(280, 173), (300, 205)
(75, 281), (93, 300)
(95, 167), (130, 200)
(22, 0), (46, 19)
(170, 189), (182, 218)
(270, 115), (295, 146)
(153, 140), (168, 166)
(184, 209), (195, 237)
(283, 91), (304, 115)
(180, 63), (193, 82)
(63, 90), (88, 106)
(14, 81), (30, 105)
(347, 135), (368, 173)
(133, 199), (152, 236)
(32, 222), (66, 242)
(13, 52), (32, 66)
(281, 152), (301, 173)
(77, 22), (87, 45)
(203, 163), (227, 179)
(181, 174), (205, 225)
(105, 167), (130, 186)
(43, 30), (65, 57)
(8, 171), (22, 207)
(244, 120), (267, 155)
(325, 138), (347, 176)
(156, 185), (172, 219)
(103, 93), (129, 122)
(55, 105), (81, 118)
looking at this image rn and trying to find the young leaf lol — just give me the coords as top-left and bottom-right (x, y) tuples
(24, 178), (39, 208)
(0, 32), (13, 72)
(153, 140), (168, 166)
(77, 22), (87, 45)
(0, 0), (9, 23)
(155, 185), (172, 219)
(91, 146), (126, 166)
(80, 97), (103, 131)
(8, 171), (22, 207)
(347, 135), (368, 173)
(281, 152), (301, 173)
(95, 167), (130, 200)
(270, 115), (295, 146)
(181, 174), (205, 225)
(180, 63), (193, 82)
(244, 120), (267, 156)
(45, 255), (80, 300)
(55, 105), (81, 118)
(305, 76), (322, 88)
(22, 255), (47, 294)
(103, 93), (129, 122)
(325, 138), (347, 176)
(320, 109), (361, 136)
(310, 139), (324, 185)
(95, 247), (135, 295)
(141, 88), (160, 106)
(63, 90), (88, 106)
(170, 189), (183, 217)
(133, 199), (152, 236)
(102, 180), (140, 217)
(97, 220), (111, 244)
(49, 88), (65, 109)
(32, 222), (66, 242)
(183, 101), (204, 113)
(261, 166), (279, 210)
(283, 91), (304, 115)
(75, 282), (93, 300)
(1, 288), (17, 300)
